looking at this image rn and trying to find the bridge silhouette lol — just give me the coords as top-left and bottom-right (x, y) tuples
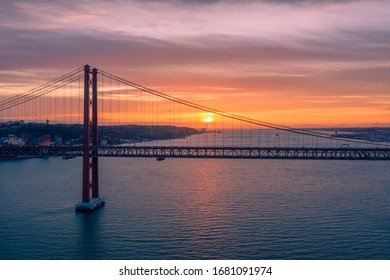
(1, 65), (389, 211)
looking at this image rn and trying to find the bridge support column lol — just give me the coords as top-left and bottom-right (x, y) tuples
(75, 65), (105, 211)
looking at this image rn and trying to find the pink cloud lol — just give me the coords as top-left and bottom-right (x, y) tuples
(1, 0), (390, 125)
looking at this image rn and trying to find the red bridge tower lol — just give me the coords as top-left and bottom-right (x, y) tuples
(75, 65), (105, 211)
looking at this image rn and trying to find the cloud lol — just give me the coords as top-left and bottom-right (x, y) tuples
(1, 0), (390, 125)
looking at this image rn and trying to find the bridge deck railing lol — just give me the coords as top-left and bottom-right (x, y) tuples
(1, 145), (390, 160)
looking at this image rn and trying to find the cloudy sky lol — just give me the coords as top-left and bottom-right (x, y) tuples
(1, 0), (389, 126)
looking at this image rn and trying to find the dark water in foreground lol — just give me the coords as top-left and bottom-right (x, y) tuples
(1, 157), (390, 259)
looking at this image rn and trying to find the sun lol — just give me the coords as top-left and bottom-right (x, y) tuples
(202, 112), (215, 123)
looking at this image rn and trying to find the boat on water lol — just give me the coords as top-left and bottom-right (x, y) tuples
(156, 157), (166, 161)
(62, 155), (76, 160)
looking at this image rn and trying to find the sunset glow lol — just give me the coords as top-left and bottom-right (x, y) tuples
(1, 0), (390, 127)
(202, 113), (215, 124)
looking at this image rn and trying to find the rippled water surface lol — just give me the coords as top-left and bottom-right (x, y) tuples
(1, 157), (390, 259)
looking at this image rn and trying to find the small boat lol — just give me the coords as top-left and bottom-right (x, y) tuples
(62, 155), (76, 160)
(156, 157), (166, 161)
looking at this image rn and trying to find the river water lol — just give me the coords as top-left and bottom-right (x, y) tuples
(1, 156), (390, 259)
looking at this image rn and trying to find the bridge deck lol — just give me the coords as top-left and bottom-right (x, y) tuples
(1, 145), (390, 160)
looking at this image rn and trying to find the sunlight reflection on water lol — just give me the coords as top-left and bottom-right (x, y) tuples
(1, 157), (390, 259)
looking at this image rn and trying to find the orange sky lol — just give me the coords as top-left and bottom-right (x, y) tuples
(1, 0), (390, 127)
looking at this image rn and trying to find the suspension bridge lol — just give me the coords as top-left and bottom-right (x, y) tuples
(1, 65), (389, 211)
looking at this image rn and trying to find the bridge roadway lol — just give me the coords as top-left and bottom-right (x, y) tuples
(1, 145), (390, 160)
